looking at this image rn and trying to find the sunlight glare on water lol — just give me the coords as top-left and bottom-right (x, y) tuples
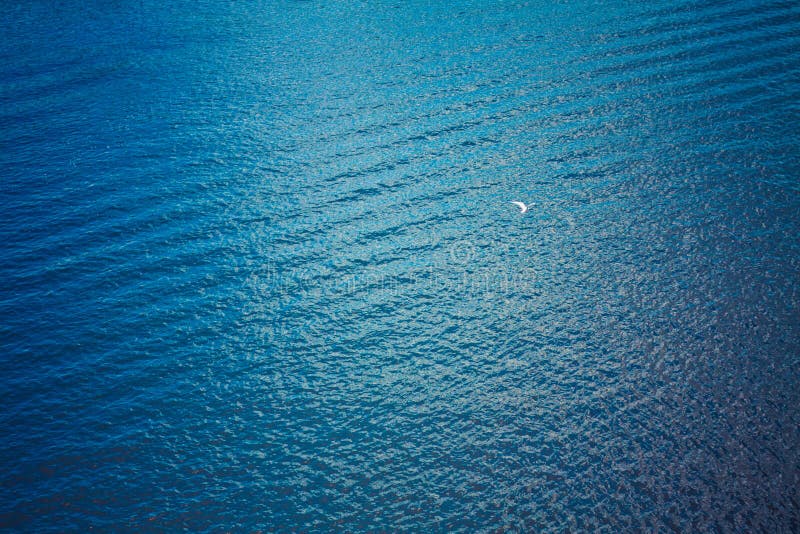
(1, 0), (799, 530)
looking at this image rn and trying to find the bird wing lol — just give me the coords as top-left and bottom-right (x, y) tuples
(510, 201), (528, 213)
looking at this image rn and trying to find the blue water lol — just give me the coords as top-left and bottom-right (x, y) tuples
(2, 0), (800, 530)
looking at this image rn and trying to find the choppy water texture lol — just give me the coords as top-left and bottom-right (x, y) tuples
(2, 0), (800, 531)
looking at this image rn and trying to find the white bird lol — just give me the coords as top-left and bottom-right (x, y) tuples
(510, 201), (529, 213)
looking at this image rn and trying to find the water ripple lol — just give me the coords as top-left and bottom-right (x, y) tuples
(1, 0), (799, 531)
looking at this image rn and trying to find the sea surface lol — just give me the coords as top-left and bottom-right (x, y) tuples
(2, 0), (800, 531)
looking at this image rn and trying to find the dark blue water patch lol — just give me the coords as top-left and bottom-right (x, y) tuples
(1, 0), (799, 531)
